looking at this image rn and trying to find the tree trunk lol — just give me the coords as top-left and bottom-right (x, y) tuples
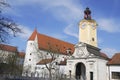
(49, 69), (52, 80)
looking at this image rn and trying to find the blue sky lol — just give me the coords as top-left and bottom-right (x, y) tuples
(3, 0), (120, 57)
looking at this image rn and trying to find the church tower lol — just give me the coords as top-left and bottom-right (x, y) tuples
(79, 8), (98, 47)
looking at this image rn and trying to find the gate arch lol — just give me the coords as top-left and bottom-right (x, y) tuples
(75, 62), (86, 80)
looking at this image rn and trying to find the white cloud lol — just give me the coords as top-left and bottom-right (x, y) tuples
(44, 0), (83, 38)
(97, 37), (104, 44)
(5, 0), (83, 41)
(8, 0), (83, 22)
(3, 7), (22, 17)
(97, 18), (120, 33)
(8, 0), (120, 44)
(7, 0), (83, 38)
(101, 48), (118, 58)
(17, 25), (32, 39)
(45, 0), (83, 22)
(64, 23), (78, 38)
(50, 33), (67, 40)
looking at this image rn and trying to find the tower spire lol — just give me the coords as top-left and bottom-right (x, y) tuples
(84, 7), (91, 20)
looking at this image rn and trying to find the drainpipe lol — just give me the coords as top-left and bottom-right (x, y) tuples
(108, 65), (110, 80)
(97, 59), (99, 80)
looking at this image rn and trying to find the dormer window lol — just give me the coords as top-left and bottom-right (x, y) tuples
(56, 45), (58, 47)
(66, 48), (72, 55)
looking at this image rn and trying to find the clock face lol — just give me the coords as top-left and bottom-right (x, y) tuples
(91, 23), (96, 29)
(80, 23), (86, 29)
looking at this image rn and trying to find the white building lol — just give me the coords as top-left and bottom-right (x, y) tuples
(0, 44), (18, 63)
(0, 44), (25, 76)
(23, 8), (120, 80)
(0, 44), (25, 64)
(107, 53), (120, 80)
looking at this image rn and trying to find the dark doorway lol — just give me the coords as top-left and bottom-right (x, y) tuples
(90, 72), (93, 80)
(75, 63), (86, 80)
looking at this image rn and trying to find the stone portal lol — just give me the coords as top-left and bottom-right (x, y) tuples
(76, 62), (86, 80)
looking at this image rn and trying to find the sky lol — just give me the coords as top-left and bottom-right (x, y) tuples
(2, 0), (120, 58)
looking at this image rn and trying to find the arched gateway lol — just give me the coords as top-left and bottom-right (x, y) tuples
(76, 62), (86, 80)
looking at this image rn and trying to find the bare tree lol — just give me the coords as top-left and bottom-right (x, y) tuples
(35, 43), (61, 80)
(0, 0), (22, 43)
(0, 50), (23, 77)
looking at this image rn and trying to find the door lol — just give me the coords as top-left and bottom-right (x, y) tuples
(76, 62), (86, 80)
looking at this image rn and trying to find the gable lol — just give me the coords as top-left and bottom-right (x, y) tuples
(28, 29), (37, 41)
(73, 42), (109, 59)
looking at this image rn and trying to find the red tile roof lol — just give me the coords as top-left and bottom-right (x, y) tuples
(100, 52), (109, 59)
(28, 29), (37, 40)
(107, 53), (120, 65)
(18, 52), (25, 58)
(0, 44), (18, 52)
(36, 58), (55, 65)
(29, 29), (74, 55)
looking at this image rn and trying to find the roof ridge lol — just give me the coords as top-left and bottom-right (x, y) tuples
(37, 32), (74, 45)
(0, 44), (17, 48)
(115, 53), (120, 54)
(0, 44), (18, 52)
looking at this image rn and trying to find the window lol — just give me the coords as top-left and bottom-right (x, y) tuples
(92, 38), (94, 41)
(56, 62), (58, 65)
(47, 42), (50, 45)
(30, 43), (32, 45)
(47, 52), (49, 55)
(112, 72), (120, 79)
(35, 67), (40, 70)
(58, 49), (60, 51)
(29, 59), (31, 61)
(35, 67), (37, 70)
(56, 45), (58, 47)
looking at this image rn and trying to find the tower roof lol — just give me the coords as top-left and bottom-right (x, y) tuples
(84, 7), (91, 15)
(84, 7), (92, 20)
